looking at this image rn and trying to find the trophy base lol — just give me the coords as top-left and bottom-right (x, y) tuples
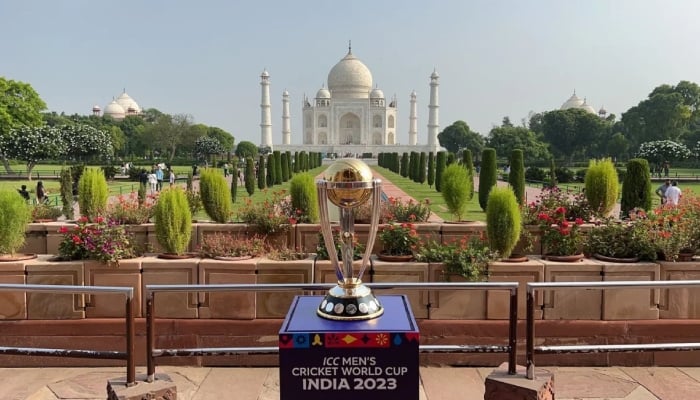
(317, 282), (384, 321)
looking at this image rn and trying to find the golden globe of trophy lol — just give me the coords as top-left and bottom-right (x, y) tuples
(316, 158), (383, 320)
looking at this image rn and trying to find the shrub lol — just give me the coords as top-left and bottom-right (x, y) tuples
(316, 228), (366, 261)
(508, 149), (525, 205)
(479, 148), (497, 211)
(274, 151), (283, 185)
(554, 167), (575, 183)
(257, 155), (266, 190)
(230, 162), (238, 204)
(427, 152), (435, 187)
(58, 216), (142, 263)
(435, 151), (446, 192)
(101, 165), (118, 180)
(107, 192), (156, 224)
(245, 157), (255, 196)
(462, 149), (474, 201)
(289, 173), (319, 223)
(409, 152), (418, 181)
(378, 222), (420, 256)
(400, 153), (409, 177)
(153, 187), (192, 255)
(266, 154), (274, 187)
(199, 168), (232, 223)
(60, 167), (74, 219)
(198, 233), (267, 258)
(441, 163), (470, 221)
(414, 235), (496, 281)
(384, 197), (432, 222)
(0, 190), (31, 254)
(620, 158), (652, 215)
(418, 152), (427, 184)
(486, 187), (521, 258)
(78, 168), (109, 220)
(525, 166), (546, 182)
(281, 152), (289, 182)
(238, 189), (292, 235)
(584, 158), (620, 216)
(32, 203), (63, 221)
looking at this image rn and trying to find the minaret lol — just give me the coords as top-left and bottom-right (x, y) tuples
(427, 69), (440, 150)
(260, 69), (273, 149)
(282, 89), (291, 145)
(408, 90), (418, 145)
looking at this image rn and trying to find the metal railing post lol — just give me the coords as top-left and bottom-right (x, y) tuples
(146, 292), (155, 382)
(126, 295), (135, 386)
(526, 286), (535, 379)
(508, 287), (517, 375)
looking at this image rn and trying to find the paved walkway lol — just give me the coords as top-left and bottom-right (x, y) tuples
(3, 365), (699, 399)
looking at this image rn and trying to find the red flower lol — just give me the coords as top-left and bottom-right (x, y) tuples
(555, 206), (566, 215)
(575, 218), (584, 225)
(59, 226), (68, 234)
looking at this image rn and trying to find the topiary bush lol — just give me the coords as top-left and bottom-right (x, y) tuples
(245, 157), (256, 196)
(478, 148), (497, 211)
(525, 166), (546, 182)
(463, 149), (475, 201)
(0, 190), (31, 255)
(78, 167), (108, 220)
(441, 163), (470, 221)
(427, 152), (435, 188)
(584, 158), (620, 217)
(486, 186), (521, 259)
(289, 172), (319, 223)
(554, 167), (575, 183)
(60, 167), (74, 219)
(230, 162), (238, 204)
(199, 168), (232, 223)
(435, 151), (447, 192)
(508, 149), (525, 205)
(258, 155), (266, 190)
(154, 187), (192, 255)
(418, 152), (427, 184)
(400, 153), (409, 177)
(620, 158), (652, 215)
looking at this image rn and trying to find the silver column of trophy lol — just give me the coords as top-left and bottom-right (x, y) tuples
(316, 159), (383, 321)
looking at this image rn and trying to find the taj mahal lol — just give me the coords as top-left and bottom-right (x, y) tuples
(261, 45), (443, 156)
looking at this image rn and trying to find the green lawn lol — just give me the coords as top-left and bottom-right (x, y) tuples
(371, 166), (487, 222)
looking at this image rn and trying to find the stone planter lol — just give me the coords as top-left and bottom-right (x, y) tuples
(256, 255), (314, 318)
(440, 221), (486, 245)
(542, 257), (602, 320)
(428, 263), (486, 319)
(295, 223), (321, 253)
(195, 223), (247, 252)
(198, 257), (256, 319)
(25, 255), (84, 319)
(141, 256), (198, 318)
(658, 260), (700, 318)
(487, 259), (545, 319)
(20, 223), (48, 255)
(84, 259), (143, 318)
(45, 222), (76, 255)
(0, 259), (28, 319)
(124, 224), (149, 254)
(370, 256), (429, 318)
(601, 261), (659, 320)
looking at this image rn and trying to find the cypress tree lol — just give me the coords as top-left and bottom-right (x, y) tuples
(266, 155), (274, 186)
(60, 167), (74, 219)
(257, 155), (266, 190)
(393, 152), (400, 173)
(621, 158), (652, 214)
(281, 152), (289, 182)
(585, 158), (620, 217)
(400, 153), (409, 177)
(274, 150), (283, 184)
(293, 151), (300, 173)
(478, 148), (497, 211)
(286, 151), (293, 178)
(508, 149), (525, 205)
(427, 152), (435, 188)
(408, 152), (416, 181)
(418, 152), (427, 184)
(245, 157), (255, 196)
(463, 149), (475, 201)
(447, 152), (455, 165)
(230, 161), (238, 203)
(435, 151), (447, 192)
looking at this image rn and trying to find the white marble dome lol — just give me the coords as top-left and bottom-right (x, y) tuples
(370, 87), (384, 99)
(560, 92), (584, 110)
(103, 100), (125, 120)
(316, 86), (331, 99)
(327, 50), (373, 98)
(580, 100), (596, 114)
(116, 91), (141, 114)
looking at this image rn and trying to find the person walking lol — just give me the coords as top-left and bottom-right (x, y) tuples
(655, 179), (671, 205)
(665, 181), (682, 206)
(169, 169), (175, 187)
(36, 181), (48, 204)
(155, 165), (164, 191)
(147, 169), (158, 195)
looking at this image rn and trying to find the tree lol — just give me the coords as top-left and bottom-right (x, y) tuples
(541, 108), (607, 161)
(487, 124), (550, 162)
(427, 152), (435, 188)
(479, 148), (497, 211)
(145, 113), (194, 162)
(245, 157), (255, 196)
(438, 120), (485, 155)
(0, 125), (64, 179)
(462, 149), (474, 201)
(194, 136), (224, 166)
(230, 162), (238, 204)
(620, 158), (652, 215)
(584, 158), (620, 217)
(435, 151), (446, 192)
(59, 124), (114, 163)
(0, 78), (47, 173)
(636, 140), (691, 166)
(400, 153), (409, 177)
(206, 126), (234, 156)
(236, 141), (258, 159)
(257, 155), (266, 190)
(508, 149), (525, 205)
(418, 152), (427, 184)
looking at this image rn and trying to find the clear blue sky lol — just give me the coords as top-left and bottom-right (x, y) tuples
(3, 1), (700, 146)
